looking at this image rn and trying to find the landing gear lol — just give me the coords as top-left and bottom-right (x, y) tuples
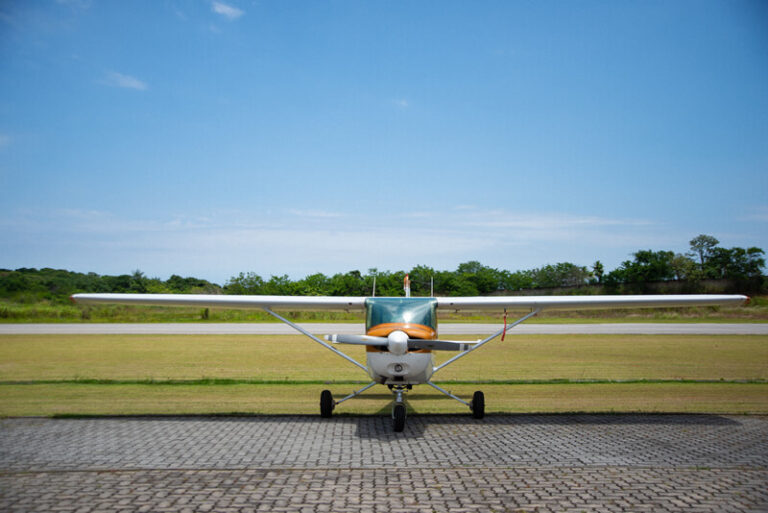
(392, 403), (406, 432)
(319, 382), (376, 420)
(427, 382), (485, 420)
(471, 390), (485, 419)
(320, 390), (334, 418)
(391, 385), (408, 432)
(320, 383), (481, 430)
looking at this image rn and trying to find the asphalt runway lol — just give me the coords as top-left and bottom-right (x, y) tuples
(2, 322), (767, 335)
(1, 414), (767, 512)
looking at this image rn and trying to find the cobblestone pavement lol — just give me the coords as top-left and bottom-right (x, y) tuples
(1, 414), (767, 512)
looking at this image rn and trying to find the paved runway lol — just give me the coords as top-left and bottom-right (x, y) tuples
(1, 414), (767, 512)
(2, 322), (767, 335)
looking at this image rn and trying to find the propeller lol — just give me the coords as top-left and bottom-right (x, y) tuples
(324, 331), (478, 353)
(325, 334), (388, 346)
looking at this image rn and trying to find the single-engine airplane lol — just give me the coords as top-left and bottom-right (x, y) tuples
(71, 277), (747, 431)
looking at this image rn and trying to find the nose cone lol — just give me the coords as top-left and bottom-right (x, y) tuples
(387, 330), (409, 356)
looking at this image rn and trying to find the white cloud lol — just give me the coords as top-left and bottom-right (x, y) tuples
(0, 207), (687, 283)
(101, 71), (148, 91)
(392, 98), (409, 108)
(287, 209), (343, 219)
(459, 212), (652, 230)
(211, 1), (244, 20)
(742, 206), (768, 223)
(172, 7), (187, 20)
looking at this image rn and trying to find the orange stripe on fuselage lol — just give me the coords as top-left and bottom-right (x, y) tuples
(365, 323), (436, 353)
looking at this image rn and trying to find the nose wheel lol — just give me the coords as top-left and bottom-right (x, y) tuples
(391, 385), (408, 432)
(392, 403), (406, 432)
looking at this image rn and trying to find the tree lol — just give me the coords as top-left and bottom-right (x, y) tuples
(296, 273), (330, 295)
(225, 272), (264, 294)
(498, 269), (535, 291)
(689, 234), (719, 268)
(628, 250), (676, 282)
(263, 275), (295, 295)
(328, 271), (367, 296)
(670, 253), (699, 281)
(705, 246), (765, 280)
(592, 261), (604, 284)
(531, 263), (591, 288)
(456, 261), (501, 294)
(129, 270), (148, 293)
(408, 265), (436, 296)
(746, 247), (767, 276)
(603, 250), (677, 291)
(166, 274), (217, 293)
(432, 270), (462, 296)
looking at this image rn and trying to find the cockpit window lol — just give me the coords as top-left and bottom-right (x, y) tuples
(365, 297), (437, 331)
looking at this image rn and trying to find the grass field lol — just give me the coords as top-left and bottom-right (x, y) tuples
(2, 297), (767, 323)
(1, 333), (767, 416)
(1, 383), (765, 416)
(2, 334), (767, 381)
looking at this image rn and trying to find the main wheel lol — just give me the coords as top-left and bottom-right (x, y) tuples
(320, 390), (334, 418)
(392, 403), (406, 432)
(471, 390), (485, 419)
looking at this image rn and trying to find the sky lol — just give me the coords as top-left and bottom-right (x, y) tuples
(1, 0), (767, 284)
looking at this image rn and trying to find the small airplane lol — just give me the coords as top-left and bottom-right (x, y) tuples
(71, 276), (747, 431)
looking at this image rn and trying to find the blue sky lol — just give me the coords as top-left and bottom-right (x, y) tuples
(1, 0), (767, 284)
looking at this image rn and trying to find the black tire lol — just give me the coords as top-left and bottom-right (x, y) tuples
(320, 390), (334, 418)
(392, 403), (406, 432)
(471, 390), (485, 419)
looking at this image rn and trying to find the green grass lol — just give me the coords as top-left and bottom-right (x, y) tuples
(1, 334), (766, 382)
(1, 383), (765, 416)
(1, 333), (767, 416)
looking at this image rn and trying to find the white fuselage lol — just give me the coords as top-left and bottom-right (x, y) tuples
(366, 351), (435, 385)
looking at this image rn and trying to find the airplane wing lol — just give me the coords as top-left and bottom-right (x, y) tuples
(71, 293), (747, 311)
(435, 294), (748, 311)
(71, 293), (367, 311)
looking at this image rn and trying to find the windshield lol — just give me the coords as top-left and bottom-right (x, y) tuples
(365, 298), (437, 331)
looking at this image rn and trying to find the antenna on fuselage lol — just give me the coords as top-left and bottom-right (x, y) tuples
(404, 274), (411, 297)
(430, 276), (434, 297)
(372, 276), (376, 297)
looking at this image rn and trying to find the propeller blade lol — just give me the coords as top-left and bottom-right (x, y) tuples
(324, 334), (388, 346)
(325, 334), (478, 351)
(407, 339), (479, 351)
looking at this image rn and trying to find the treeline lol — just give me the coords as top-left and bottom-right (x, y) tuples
(1, 235), (765, 304)
(603, 235), (765, 293)
(0, 269), (221, 304)
(225, 261), (598, 297)
(223, 235), (766, 296)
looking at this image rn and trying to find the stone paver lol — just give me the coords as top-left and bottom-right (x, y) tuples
(1, 414), (767, 512)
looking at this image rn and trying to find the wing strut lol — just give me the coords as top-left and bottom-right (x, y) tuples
(334, 381), (377, 406)
(262, 308), (368, 373)
(427, 381), (470, 407)
(432, 308), (541, 375)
